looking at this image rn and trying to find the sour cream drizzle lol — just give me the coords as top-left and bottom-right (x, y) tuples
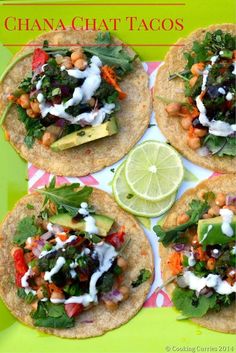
(64, 242), (117, 306)
(195, 55), (236, 137)
(21, 266), (37, 295)
(36, 55), (115, 126)
(181, 271), (236, 295)
(44, 256), (66, 283)
(219, 208), (234, 237)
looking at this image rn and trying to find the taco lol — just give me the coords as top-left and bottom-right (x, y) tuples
(154, 175), (236, 333)
(0, 30), (151, 176)
(0, 179), (153, 338)
(153, 24), (236, 173)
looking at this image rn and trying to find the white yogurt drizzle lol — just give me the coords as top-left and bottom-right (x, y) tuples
(63, 242), (117, 306)
(36, 55), (115, 126)
(195, 55), (236, 137)
(181, 271), (236, 295)
(201, 55), (219, 91)
(219, 208), (234, 237)
(21, 266), (36, 295)
(44, 256), (66, 283)
(39, 234), (77, 258)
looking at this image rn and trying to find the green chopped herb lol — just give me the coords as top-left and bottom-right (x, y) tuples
(13, 216), (41, 246)
(132, 269), (151, 287)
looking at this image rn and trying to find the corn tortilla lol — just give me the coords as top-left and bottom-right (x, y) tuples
(153, 24), (236, 173)
(159, 175), (236, 333)
(0, 30), (151, 176)
(0, 188), (153, 338)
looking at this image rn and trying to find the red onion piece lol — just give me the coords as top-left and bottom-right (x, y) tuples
(172, 243), (185, 252)
(55, 119), (66, 127)
(101, 289), (123, 303)
(40, 231), (53, 241)
(226, 194), (236, 206)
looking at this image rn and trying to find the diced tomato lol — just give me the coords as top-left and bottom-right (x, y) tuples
(106, 226), (125, 249)
(13, 249), (28, 275)
(13, 248), (28, 287)
(65, 303), (83, 318)
(32, 48), (49, 70)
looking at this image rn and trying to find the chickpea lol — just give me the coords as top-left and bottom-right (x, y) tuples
(180, 117), (192, 130)
(19, 94), (30, 109)
(55, 54), (63, 65)
(165, 102), (181, 116)
(74, 59), (87, 70)
(193, 128), (207, 137)
(41, 132), (56, 147)
(177, 213), (190, 225)
(36, 287), (45, 300)
(61, 56), (73, 69)
(187, 136), (201, 150)
(208, 205), (220, 217)
(26, 108), (38, 119)
(30, 101), (40, 114)
(51, 291), (65, 301)
(104, 300), (118, 311)
(189, 76), (198, 87)
(215, 193), (226, 207)
(71, 48), (84, 63)
(206, 258), (216, 271)
(119, 286), (130, 300)
(117, 256), (128, 270)
(190, 63), (205, 76)
(202, 213), (212, 219)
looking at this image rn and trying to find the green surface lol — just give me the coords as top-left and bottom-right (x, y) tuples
(0, 0), (235, 352)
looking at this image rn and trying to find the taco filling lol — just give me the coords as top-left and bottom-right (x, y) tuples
(7, 32), (135, 151)
(154, 191), (236, 319)
(164, 29), (236, 157)
(11, 178), (151, 329)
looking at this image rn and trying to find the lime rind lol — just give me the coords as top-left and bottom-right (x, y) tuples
(112, 162), (177, 218)
(125, 140), (183, 201)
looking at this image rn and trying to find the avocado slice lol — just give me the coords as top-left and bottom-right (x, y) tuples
(198, 215), (236, 247)
(51, 117), (118, 152)
(49, 213), (114, 237)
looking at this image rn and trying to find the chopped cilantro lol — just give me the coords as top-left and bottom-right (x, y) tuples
(132, 269), (151, 287)
(17, 106), (45, 148)
(13, 216), (41, 246)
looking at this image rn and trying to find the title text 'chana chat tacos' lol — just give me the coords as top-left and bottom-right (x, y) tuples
(154, 175), (236, 333)
(0, 179), (153, 338)
(154, 24), (236, 173)
(0, 30), (151, 176)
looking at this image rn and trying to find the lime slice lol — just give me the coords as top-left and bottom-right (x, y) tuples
(112, 163), (176, 218)
(125, 141), (183, 201)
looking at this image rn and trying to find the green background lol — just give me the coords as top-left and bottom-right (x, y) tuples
(0, 1), (235, 352)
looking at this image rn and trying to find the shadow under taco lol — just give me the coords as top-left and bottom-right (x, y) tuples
(153, 24), (236, 173)
(154, 175), (236, 333)
(0, 30), (151, 176)
(0, 180), (153, 338)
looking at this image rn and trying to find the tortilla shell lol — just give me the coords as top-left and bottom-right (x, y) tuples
(0, 30), (151, 176)
(0, 188), (153, 338)
(159, 175), (236, 333)
(153, 24), (236, 173)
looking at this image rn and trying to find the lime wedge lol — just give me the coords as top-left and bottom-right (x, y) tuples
(112, 163), (176, 218)
(125, 141), (183, 201)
